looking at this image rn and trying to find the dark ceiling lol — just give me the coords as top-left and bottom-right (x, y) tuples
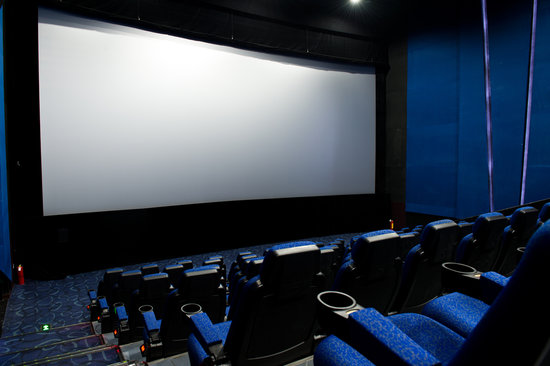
(196, 0), (411, 39)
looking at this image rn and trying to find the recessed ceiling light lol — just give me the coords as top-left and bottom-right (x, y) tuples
(350, 0), (361, 4)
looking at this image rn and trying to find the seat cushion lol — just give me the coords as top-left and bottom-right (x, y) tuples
(389, 312), (465, 365)
(421, 292), (489, 337)
(314, 335), (375, 366)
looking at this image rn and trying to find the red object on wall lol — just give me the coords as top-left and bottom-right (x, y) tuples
(17, 265), (24, 285)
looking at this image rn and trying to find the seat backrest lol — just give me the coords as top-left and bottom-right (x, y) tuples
(159, 265), (227, 355)
(97, 267), (123, 304)
(135, 273), (171, 317)
(398, 232), (420, 261)
(163, 264), (184, 288)
(455, 212), (509, 272)
(141, 263), (160, 276)
(391, 219), (459, 313)
(537, 202), (550, 227)
(449, 221), (550, 366)
(332, 230), (402, 314)
(223, 242), (320, 366)
(494, 206), (539, 276)
(112, 269), (143, 306)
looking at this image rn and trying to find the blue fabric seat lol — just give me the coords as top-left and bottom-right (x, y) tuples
(188, 241), (321, 366)
(329, 220), (550, 366)
(494, 206), (539, 276)
(391, 219), (460, 313)
(422, 268), (510, 338)
(314, 335), (376, 366)
(454, 212), (509, 272)
(332, 230), (402, 314)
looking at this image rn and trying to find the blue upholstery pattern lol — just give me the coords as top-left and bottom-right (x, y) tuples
(479, 271), (509, 304)
(190, 312), (224, 347)
(348, 308), (441, 366)
(389, 313), (464, 365)
(421, 292), (489, 337)
(314, 335), (375, 366)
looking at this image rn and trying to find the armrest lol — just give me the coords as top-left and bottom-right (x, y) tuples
(189, 312), (225, 362)
(87, 290), (100, 321)
(143, 311), (161, 333)
(98, 296), (113, 333)
(349, 308), (441, 366)
(480, 271), (509, 304)
(141, 310), (163, 361)
(113, 304), (130, 344)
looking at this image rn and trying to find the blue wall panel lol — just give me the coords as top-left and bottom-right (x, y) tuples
(0, 6), (12, 281)
(407, 0), (550, 219)
(526, 0), (550, 203)
(406, 28), (459, 218)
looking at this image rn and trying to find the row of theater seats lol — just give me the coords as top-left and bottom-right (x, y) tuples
(314, 211), (550, 366)
(87, 239), (347, 363)
(87, 202), (549, 365)
(332, 203), (549, 317)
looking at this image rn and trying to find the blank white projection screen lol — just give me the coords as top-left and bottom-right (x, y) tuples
(38, 8), (376, 216)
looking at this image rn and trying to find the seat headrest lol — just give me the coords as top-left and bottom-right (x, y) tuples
(119, 270), (143, 289)
(245, 257), (264, 278)
(351, 230), (400, 267)
(510, 206), (539, 230)
(141, 273), (170, 296)
(540, 202), (550, 223)
(141, 264), (160, 275)
(472, 212), (508, 240)
(103, 268), (123, 284)
(178, 266), (221, 292)
(260, 242), (320, 289)
(420, 219), (458, 261)
(177, 260), (194, 270)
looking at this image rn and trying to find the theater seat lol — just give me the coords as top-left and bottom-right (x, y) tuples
(391, 219), (459, 313)
(337, 220), (550, 366)
(129, 272), (171, 341)
(331, 230), (402, 314)
(158, 265), (226, 357)
(494, 206), (538, 276)
(187, 242), (321, 366)
(97, 267), (123, 305)
(454, 212), (509, 272)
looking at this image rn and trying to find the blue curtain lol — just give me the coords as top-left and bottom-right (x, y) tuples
(0, 6), (12, 281)
(406, 0), (550, 218)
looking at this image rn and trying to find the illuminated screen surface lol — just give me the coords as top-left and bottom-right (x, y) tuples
(38, 8), (376, 216)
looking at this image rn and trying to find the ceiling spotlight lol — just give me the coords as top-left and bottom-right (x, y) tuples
(350, 0), (361, 4)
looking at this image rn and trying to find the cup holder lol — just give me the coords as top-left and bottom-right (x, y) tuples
(441, 262), (481, 296)
(516, 247), (526, 264)
(181, 303), (202, 317)
(316, 291), (364, 341)
(139, 304), (154, 314)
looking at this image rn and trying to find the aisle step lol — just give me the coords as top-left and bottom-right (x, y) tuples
(10, 344), (121, 366)
(0, 335), (104, 365)
(0, 322), (95, 355)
